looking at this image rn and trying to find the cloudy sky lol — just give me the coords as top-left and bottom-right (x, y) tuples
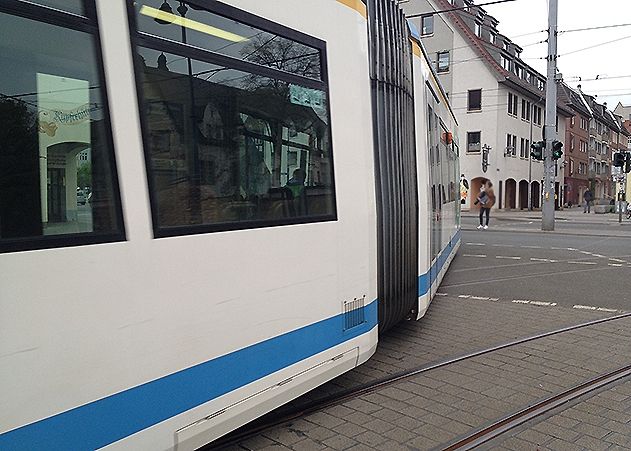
(483, 0), (631, 111)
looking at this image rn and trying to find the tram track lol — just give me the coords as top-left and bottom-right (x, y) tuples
(208, 311), (631, 450)
(443, 364), (631, 450)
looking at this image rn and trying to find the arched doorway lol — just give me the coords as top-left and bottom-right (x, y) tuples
(531, 181), (541, 209)
(505, 178), (517, 209)
(518, 180), (529, 210)
(469, 177), (487, 210)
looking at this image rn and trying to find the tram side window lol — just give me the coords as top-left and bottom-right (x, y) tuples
(0, 8), (123, 250)
(132, 5), (335, 234)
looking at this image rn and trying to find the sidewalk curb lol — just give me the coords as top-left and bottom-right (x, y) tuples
(462, 226), (631, 238)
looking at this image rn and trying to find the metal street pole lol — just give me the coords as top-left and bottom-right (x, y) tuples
(542, 0), (558, 231)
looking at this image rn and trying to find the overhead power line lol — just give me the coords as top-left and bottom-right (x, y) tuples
(405, 0), (516, 19)
(560, 35), (631, 58)
(559, 23), (631, 34)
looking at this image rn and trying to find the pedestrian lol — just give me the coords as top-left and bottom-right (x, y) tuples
(583, 188), (593, 213)
(475, 180), (495, 229)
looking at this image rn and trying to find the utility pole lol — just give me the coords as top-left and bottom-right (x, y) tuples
(542, 0), (558, 231)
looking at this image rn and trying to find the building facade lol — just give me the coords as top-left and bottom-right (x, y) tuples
(403, 0), (571, 210)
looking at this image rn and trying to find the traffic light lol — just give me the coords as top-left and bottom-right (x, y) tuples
(530, 141), (544, 160)
(552, 140), (563, 160)
(625, 152), (631, 174)
(613, 151), (625, 167)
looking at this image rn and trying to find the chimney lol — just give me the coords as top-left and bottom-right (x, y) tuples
(577, 84), (582, 91)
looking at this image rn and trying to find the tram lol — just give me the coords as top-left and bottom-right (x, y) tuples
(0, 0), (459, 449)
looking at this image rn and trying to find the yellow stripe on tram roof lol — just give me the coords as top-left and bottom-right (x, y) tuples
(337, 0), (367, 19)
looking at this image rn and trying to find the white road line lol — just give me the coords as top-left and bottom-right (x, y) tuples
(463, 254), (487, 258)
(573, 305), (597, 310)
(521, 245), (542, 249)
(567, 247), (577, 251)
(435, 292), (448, 296)
(512, 300), (530, 304)
(470, 296), (489, 300)
(496, 256), (521, 260)
(489, 298), (499, 302)
(593, 254), (607, 258)
(550, 247), (564, 250)
(580, 250), (592, 255)
(492, 244), (512, 247)
(530, 258), (558, 263)
(458, 294), (471, 298)
(567, 261), (597, 265)
(530, 301), (554, 306)
(597, 307), (618, 312)
(609, 258), (626, 263)
(608, 263), (623, 267)
(466, 242), (486, 246)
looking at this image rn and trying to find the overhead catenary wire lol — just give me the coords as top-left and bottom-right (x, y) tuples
(405, 0), (516, 19)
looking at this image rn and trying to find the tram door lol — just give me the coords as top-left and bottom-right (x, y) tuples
(47, 168), (65, 223)
(427, 101), (442, 295)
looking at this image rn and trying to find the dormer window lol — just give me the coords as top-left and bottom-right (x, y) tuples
(490, 32), (496, 44)
(503, 41), (509, 51)
(421, 15), (434, 35)
(501, 55), (511, 71)
(475, 22), (481, 37)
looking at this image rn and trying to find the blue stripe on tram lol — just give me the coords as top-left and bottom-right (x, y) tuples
(0, 301), (378, 451)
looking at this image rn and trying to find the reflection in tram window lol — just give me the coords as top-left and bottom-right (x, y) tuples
(136, 47), (335, 231)
(134, 0), (322, 80)
(0, 10), (122, 248)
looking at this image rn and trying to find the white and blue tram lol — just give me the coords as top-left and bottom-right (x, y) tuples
(0, 0), (459, 449)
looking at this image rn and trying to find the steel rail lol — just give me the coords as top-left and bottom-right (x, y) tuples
(207, 311), (631, 449)
(443, 364), (631, 450)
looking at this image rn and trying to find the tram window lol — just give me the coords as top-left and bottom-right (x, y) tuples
(133, 0), (321, 81)
(135, 47), (335, 232)
(24, 0), (84, 15)
(0, 8), (123, 252)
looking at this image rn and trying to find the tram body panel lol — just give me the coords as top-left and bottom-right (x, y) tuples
(0, 0), (377, 449)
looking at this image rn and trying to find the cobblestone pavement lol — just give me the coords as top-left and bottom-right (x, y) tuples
(484, 378), (631, 450)
(216, 294), (631, 450)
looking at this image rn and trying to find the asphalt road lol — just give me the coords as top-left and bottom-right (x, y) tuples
(440, 227), (631, 312)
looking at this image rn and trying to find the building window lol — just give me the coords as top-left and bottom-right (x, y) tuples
(570, 116), (575, 127)
(467, 131), (481, 153)
(501, 55), (511, 71)
(581, 116), (588, 130)
(521, 100), (530, 121)
(570, 135), (575, 152)
(468, 89), (482, 111)
(421, 15), (434, 35)
(503, 41), (509, 51)
(533, 105), (542, 126)
(490, 32), (496, 44)
(131, 0), (336, 236)
(0, 2), (124, 253)
(508, 92), (518, 116)
(437, 51), (450, 73)
(520, 137), (526, 158)
(475, 22), (481, 37)
(506, 134), (517, 157)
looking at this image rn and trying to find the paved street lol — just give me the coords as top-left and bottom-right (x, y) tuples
(215, 214), (631, 451)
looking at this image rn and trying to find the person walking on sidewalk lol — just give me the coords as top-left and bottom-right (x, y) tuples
(583, 189), (593, 213)
(475, 180), (495, 229)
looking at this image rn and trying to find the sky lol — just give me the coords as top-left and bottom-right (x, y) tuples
(483, 0), (631, 111)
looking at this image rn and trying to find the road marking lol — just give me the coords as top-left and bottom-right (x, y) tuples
(463, 254), (486, 258)
(573, 305), (597, 310)
(496, 256), (521, 260)
(492, 244), (512, 247)
(597, 307), (618, 312)
(550, 247), (564, 250)
(466, 242), (486, 246)
(609, 258), (626, 263)
(470, 296), (489, 300)
(567, 261), (597, 265)
(489, 298), (499, 302)
(580, 250), (592, 255)
(530, 258), (558, 263)
(458, 295), (471, 298)
(521, 245), (542, 249)
(593, 254), (607, 258)
(435, 292), (448, 296)
(512, 300), (530, 304)
(530, 301), (555, 307)
(608, 263), (623, 267)
(567, 247), (577, 251)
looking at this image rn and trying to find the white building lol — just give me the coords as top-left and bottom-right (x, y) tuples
(403, 0), (571, 209)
